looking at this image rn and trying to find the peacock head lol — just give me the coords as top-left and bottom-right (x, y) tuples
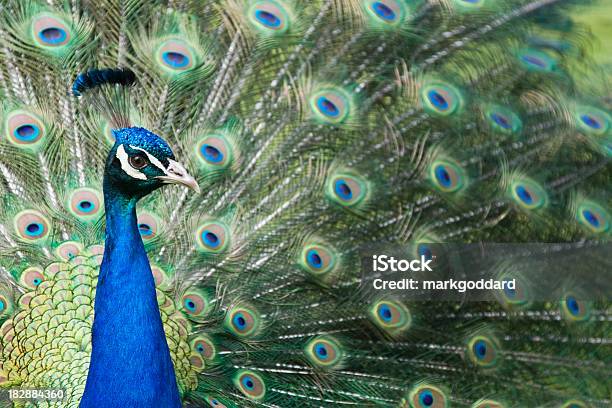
(104, 126), (200, 199)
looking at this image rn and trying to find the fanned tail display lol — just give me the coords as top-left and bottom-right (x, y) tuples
(0, 0), (609, 407)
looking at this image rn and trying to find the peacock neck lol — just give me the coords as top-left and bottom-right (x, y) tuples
(104, 192), (140, 256)
(80, 185), (181, 408)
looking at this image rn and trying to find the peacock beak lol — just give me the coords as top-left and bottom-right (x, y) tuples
(156, 159), (201, 194)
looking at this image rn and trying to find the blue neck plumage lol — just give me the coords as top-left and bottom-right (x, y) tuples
(80, 182), (181, 408)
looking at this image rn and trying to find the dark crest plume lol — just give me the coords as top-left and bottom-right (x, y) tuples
(72, 68), (137, 129)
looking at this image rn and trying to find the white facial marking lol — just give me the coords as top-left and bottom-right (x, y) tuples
(129, 145), (169, 174)
(116, 144), (199, 192)
(116, 145), (147, 180)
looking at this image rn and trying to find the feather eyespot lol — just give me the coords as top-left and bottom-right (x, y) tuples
(517, 49), (557, 72)
(485, 106), (522, 135)
(156, 39), (197, 72)
(560, 294), (590, 322)
(205, 396), (228, 408)
(163, 52), (188, 68)
(417, 243), (434, 261)
(0, 295), (11, 316)
(234, 370), (266, 400)
(40, 28), (66, 44)
(318, 97), (339, 116)
(6, 110), (46, 147)
(411, 235), (440, 263)
(181, 290), (208, 318)
(196, 134), (233, 169)
(309, 88), (352, 124)
(31, 14), (71, 48)
(202, 144), (223, 163)
(256, 10), (280, 27)
(491, 113), (511, 129)
(335, 179), (353, 199)
(150, 265), (168, 287)
(189, 353), (205, 372)
(137, 213), (159, 241)
(408, 384), (448, 408)
(191, 336), (216, 360)
(139, 223), (153, 237)
(327, 172), (369, 208)
(496, 275), (529, 309)
(429, 159), (466, 193)
(56, 241), (83, 261)
(14, 210), (50, 242)
(20, 267), (45, 290)
(421, 82), (463, 116)
(467, 335), (500, 367)
(373, 3), (395, 20)
(226, 306), (260, 337)
(364, 0), (410, 26)
(580, 115), (602, 129)
(574, 106), (610, 136)
(69, 188), (102, 219)
(372, 1), (398, 22)
(369, 299), (411, 333)
(575, 201), (609, 233)
(196, 221), (229, 253)
(299, 243), (337, 275)
(509, 178), (547, 210)
(305, 336), (343, 368)
(249, 1), (291, 33)
(78, 201), (93, 212)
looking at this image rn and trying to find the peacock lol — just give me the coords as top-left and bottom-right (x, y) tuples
(0, 0), (609, 407)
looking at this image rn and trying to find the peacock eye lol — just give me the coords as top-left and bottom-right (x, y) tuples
(128, 154), (148, 169)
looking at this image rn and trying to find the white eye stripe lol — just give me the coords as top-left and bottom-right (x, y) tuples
(116, 145), (147, 180)
(117, 144), (183, 182)
(129, 145), (169, 175)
